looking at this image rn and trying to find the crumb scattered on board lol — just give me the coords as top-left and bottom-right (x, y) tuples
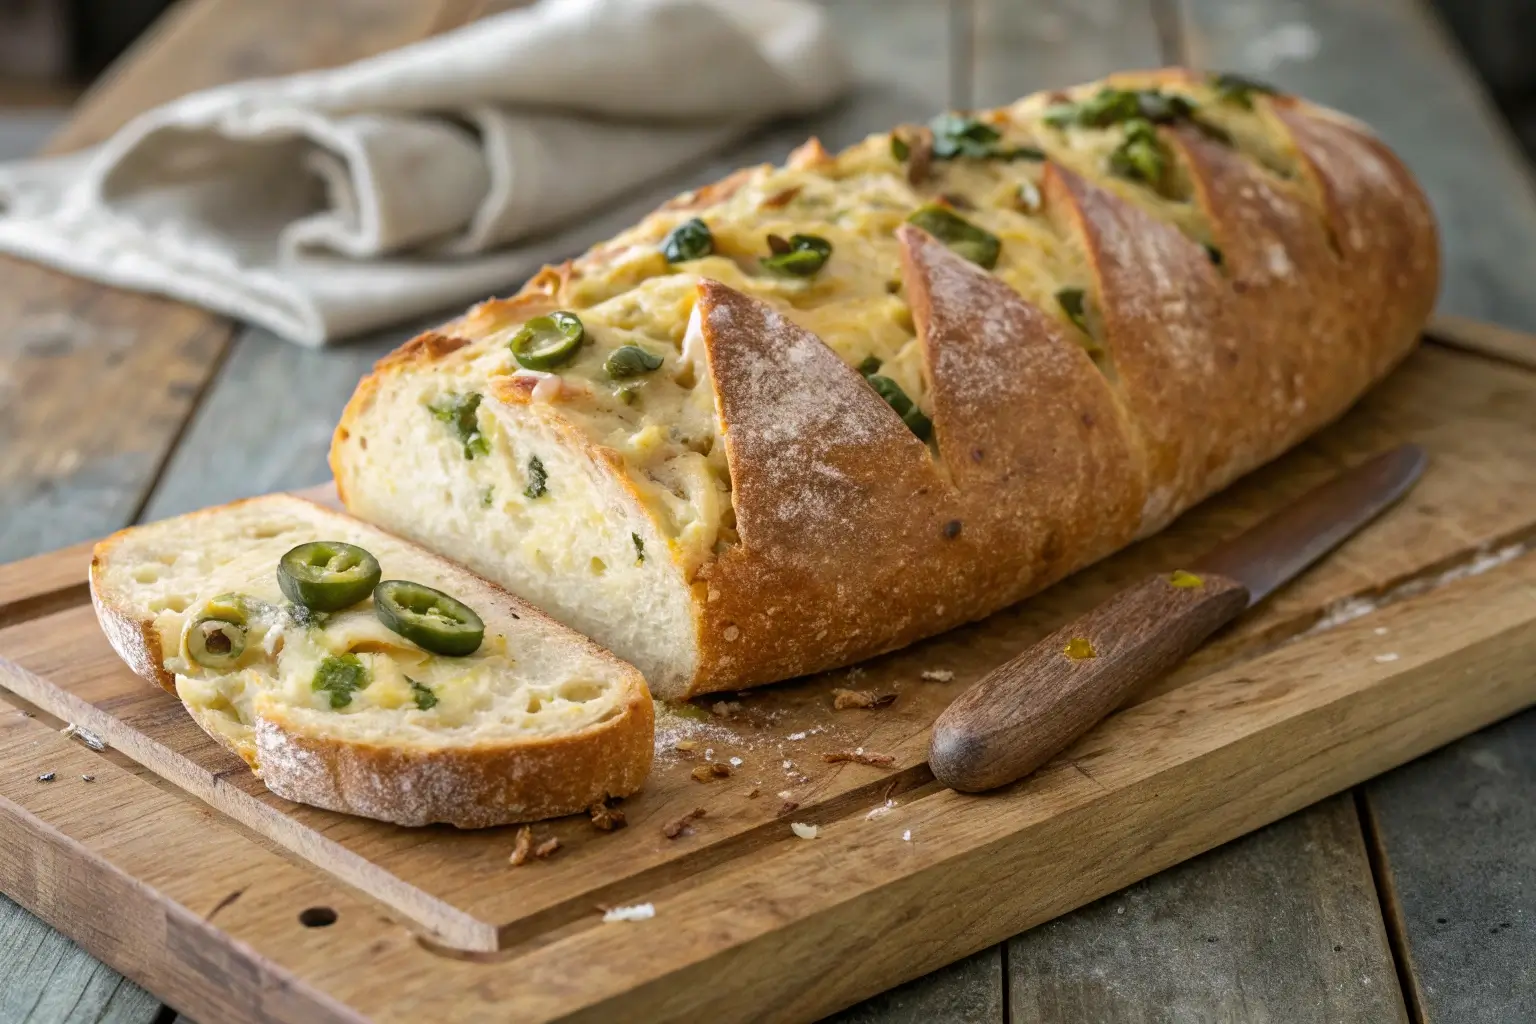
(589, 801), (626, 831)
(690, 762), (733, 782)
(866, 799), (896, 820)
(832, 688), (896, 710)
(663, 807), (708, 839)
(1374, 652), (1400, 664)
(36, 772), (54, 783)
(920, 669), (954, 682)
(823, 749), (896, 767)
(791, 822), (819, 839)
(509, 826), (561, 865)
(61, 723), (106, 751)
(602, 903), (655, 922)
(902, 830), (912, 842)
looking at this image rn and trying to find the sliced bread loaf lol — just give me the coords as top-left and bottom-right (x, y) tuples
(90, 494), (652, 827)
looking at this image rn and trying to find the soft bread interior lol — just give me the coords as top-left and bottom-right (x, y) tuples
(337, 379), (700, 697)
(91, 496), (640, 768)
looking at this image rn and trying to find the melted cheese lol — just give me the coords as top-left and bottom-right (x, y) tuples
(424, 76), (1272, 578)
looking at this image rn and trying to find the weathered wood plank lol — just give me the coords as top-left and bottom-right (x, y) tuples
(1362, 701), (1536, 1020)
(0, 894), (162, 1024)
(1179, 0), (1536, 332)
(1007, 795), (1406, 1022)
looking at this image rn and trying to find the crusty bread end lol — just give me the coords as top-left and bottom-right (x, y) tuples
(90, 495), (653, 827)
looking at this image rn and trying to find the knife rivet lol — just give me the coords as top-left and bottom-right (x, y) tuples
(1063, 637), (1097, 661)
(1168, 570), (1205, 589)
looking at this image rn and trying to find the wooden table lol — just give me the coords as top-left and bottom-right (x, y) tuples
(1, 1), (1533, 1021)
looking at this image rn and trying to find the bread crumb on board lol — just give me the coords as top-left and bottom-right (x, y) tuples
(691, 762), (733, 782)
(61, 723), (107, 751)
(589, 800), (627, 831)
(663, 807), (708, 838)
(920, 669), (954, 682)
(602, 903), (656, 923)
(902, 830), (913, 842)
(823, 749), (896, 767)
(509, 825), (562, 865)
(832, 688), (896, 710)
(791, 822), (819, 840)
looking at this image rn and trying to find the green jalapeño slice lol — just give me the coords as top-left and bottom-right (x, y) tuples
(278, 541), (382, 613)
(510, 311), (584, 371)
(372, 580), (485, 657)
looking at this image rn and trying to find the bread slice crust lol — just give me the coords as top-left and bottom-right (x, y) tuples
(90, 495), (653, 827)
(331, 69), (1438, 699)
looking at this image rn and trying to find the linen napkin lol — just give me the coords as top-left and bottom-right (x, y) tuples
(0, 0), (848, 345)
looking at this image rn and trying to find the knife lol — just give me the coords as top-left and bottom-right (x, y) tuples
(928, 443), (1427, 793)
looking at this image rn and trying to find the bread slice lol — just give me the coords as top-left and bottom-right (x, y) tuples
(331, 69), (1438, 700)
(89, 494), (652, 827)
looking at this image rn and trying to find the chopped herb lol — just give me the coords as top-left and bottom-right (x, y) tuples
(928, 113), (1045, 161)
(660, 217), (713, 262)
(1045, 87), (1198, 130)
(605, 345), (665, 378)
(632, 533), (646, 564)
(614, 382), (643, 405)
(426, 392), (490, 459)
(890, 133), (910, 162)
(867, 375), (933, 441)
(480, 486), (495, 508)
(313, 654), (369, 710)
(524, 456), (547, 499)
(406, 676), (439, 711)
(1211, 72), (1278, 109)
(760, 233), (832, 277)
(1203, 243), (1224, 266)
(1056, 288), (1090, 334)
(906, 204), (1001, 270)
(1017, 179), (1042, 213)
(1107, 118), (1165, 186)
(857, 355), (883, 377)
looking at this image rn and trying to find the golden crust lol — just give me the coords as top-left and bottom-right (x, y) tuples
(90, 546), (176, 695)
(331, 73), (1439, 700)
(256, 682), (653, 829)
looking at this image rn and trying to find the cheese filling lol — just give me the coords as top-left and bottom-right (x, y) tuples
(408, 77), (1299, 579)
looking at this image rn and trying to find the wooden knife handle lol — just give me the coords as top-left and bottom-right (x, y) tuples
(929, 571), (1249, 792)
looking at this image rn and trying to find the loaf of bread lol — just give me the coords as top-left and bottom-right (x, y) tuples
(331, 69), (1437, 700)
(91, 495), (652, 826)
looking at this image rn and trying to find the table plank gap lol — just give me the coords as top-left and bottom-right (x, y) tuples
(1353, 790), (1427, 1024)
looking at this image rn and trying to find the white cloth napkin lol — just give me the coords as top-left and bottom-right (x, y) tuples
(0, 0), (847, 345)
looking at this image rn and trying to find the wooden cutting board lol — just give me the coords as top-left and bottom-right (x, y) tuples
(1, 322), (1534, 1023)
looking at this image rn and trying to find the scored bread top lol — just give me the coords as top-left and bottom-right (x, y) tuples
(90, 495), (652, 824)
(333, 69), (1438, 695)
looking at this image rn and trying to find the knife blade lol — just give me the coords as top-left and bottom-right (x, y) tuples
(928, 443), (1427, 793)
